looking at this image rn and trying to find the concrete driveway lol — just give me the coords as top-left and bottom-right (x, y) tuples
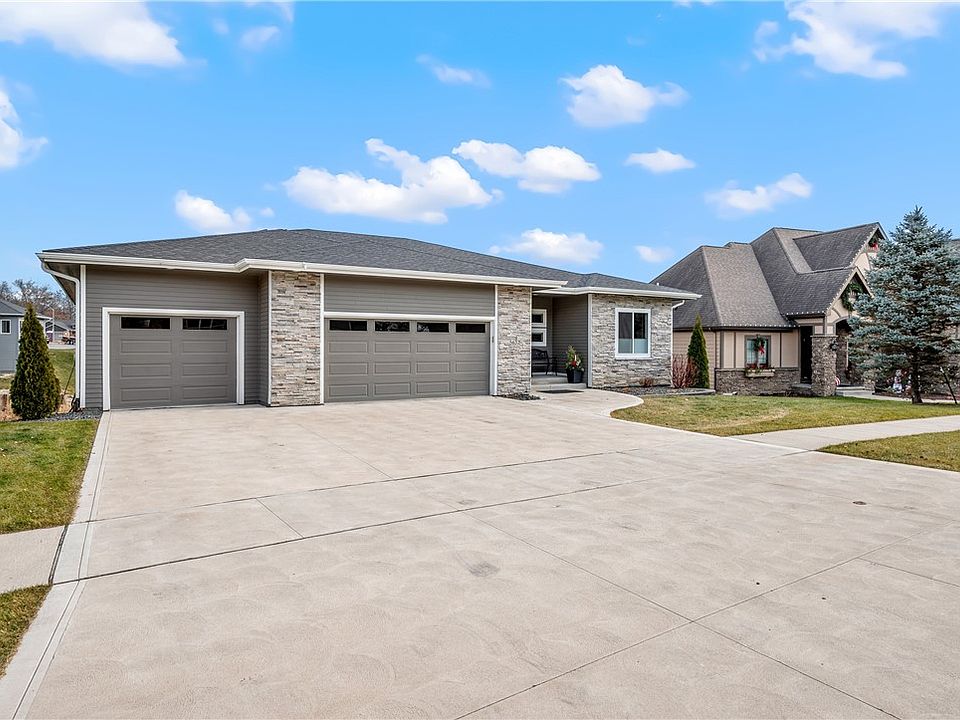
(5, 392), (960, 718)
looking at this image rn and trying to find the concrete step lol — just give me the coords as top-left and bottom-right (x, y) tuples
(835, 386), (868, 397)
(536, 383), (588, 392)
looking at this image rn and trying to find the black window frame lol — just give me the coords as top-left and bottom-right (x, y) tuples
(374, 321), (411, 332)
(416, 322), (450, 333)
(182, 318), (228, 331)
(455, 323), (486, 334)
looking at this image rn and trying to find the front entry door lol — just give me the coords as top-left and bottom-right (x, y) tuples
(800, 326), (813, 383)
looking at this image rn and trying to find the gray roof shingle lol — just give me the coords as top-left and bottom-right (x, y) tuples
(43, 228), (690, 296)
(654, 222), (883, 329)
(0, 298), (26, 316)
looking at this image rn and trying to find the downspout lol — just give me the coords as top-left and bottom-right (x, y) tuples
(41, 262), (83, 407)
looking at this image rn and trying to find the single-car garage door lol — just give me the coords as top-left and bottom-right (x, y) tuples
(325, 319), (489, 401)
(109, 314), (238, 409)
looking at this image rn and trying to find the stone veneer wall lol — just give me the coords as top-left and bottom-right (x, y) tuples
(589, 294), (673, 388)
(270, 271), (323, 406)
(715, 367), (801, 395)
(811, 335), (837, 397)
(496, 285), (532, 395)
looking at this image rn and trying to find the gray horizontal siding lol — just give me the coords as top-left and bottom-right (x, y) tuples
(325, 275), (494, 316)
(84, 267), (261, 408)
(0, 318), (19, 372)
(551, 295), (588, 368)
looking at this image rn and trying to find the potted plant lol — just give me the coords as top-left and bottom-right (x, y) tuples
(565, 345), (584, 383)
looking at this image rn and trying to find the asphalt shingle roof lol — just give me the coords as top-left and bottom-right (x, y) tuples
(0, 298), (26, 316)
(654, 222), (883, 329)
(44, 228), (690, 296)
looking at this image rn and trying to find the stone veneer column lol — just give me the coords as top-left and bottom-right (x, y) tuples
(496, 285), (531, 396)
(270, 271), (323, 406)
(810, 335), (837, 397)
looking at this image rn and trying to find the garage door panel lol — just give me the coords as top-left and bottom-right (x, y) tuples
(326, 319), (489, 402)
(110, 315), (237, 409)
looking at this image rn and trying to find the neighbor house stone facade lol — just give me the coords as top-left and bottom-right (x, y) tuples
(270, 271), (323, 405)
(589, 294), (673, 388)
(811, 335), (837, 397)
(714, 367), (801, 395)
(496, 285), (532, 396)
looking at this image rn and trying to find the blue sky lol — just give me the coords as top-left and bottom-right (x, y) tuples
(1, 1), (959, 286)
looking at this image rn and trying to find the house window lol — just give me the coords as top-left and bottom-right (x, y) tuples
(0, 319), (10, 334)
(120, 317), (170, 330)
(182, 318), (228, 331)
(329, 320), (367, 331)
(455, 323), (485, 333)
(745, 336), (772, 369)
(417, 322), (449, 333)
(375, 321), (410, 332)
(615, 309), (650, 357)
(531, 308), (547, 347)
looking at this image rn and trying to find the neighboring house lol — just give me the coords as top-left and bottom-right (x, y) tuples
(655, 223), (885, 396)
(38, 229), (696, 410)
(0, 298), (26, 373)
(44, 318), (73, 343)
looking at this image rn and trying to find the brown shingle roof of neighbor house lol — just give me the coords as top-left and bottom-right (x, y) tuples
(40, 228), (694, 298)
(654, 222), (884, 330)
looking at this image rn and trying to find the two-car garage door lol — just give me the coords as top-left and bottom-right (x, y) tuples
(325, 319), (490, 401)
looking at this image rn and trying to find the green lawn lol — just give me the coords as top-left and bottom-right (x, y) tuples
(0, 585), (49, 676)
(0, 348), (74, 394)
(0, 419), (98, 534)
(612, 395), (960, 436)
(822, 430), (960, 473)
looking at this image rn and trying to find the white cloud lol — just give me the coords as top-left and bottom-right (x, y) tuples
(417, 55), (489, 87)
(491, 229), (602, 266)
(259, 207), (275, 218)
(240, 25), (280, 51)
(452, 140), (600, 194)
(706, 172), (813, 217)
(635, 245), (674, 263)
(625, 148), (696, 174)
(246, 1), (294, 24)
(0, 2), (184, 68)
(212, 19), (230, 36)
(562, 65), (688, 128)
(0, 86), (47, 170)
(174, 191), (252, 233)
(283, 139), (495, 224)
(754, 1), (952, 79)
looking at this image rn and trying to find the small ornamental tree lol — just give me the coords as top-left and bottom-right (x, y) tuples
(687, 314), (710, 388)
(10, 305), (61, 419)
(851, 207), (960, 404)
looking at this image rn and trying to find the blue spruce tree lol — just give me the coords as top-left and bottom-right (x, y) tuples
(852, 207), (960, 403)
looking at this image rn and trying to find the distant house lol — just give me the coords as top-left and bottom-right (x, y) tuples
(0, 299), (26, 373)
(44, 318), (73, 343)
(655, 223), (885, 396)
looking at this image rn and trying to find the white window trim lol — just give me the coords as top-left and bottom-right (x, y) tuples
(0, 319), (10, 334)
(531, 328), (547, 348)
(101, 307), (245, 412)
(531, 308), (547, 327)
(614, 307), (652, 360)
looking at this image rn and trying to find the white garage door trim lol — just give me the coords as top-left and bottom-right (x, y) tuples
(322, 311), (497, 397)
(101, 307), (245, 411)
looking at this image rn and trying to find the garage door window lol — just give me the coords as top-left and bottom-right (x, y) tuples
(375, 321), (410, 332)
(330, 320), (367, 331)
(182, 318), (228, 331)
(120, 317), (170, 330)
(417, 322), (449, 333)
(455, 323), (485, 333)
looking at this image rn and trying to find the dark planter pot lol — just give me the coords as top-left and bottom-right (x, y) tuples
(566, 369), (584, 384)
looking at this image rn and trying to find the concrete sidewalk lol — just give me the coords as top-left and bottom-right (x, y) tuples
(739, 414), (960, 450)
(0, 526), (63, 594)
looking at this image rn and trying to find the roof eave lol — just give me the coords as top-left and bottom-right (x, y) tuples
(36, 252), (569, 289)
(537, 286), (700, 300)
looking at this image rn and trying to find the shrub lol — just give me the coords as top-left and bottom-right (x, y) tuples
(687, 314), (710, 388)
(10, 305), (61, 420)
(672, 356), (695, 389)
